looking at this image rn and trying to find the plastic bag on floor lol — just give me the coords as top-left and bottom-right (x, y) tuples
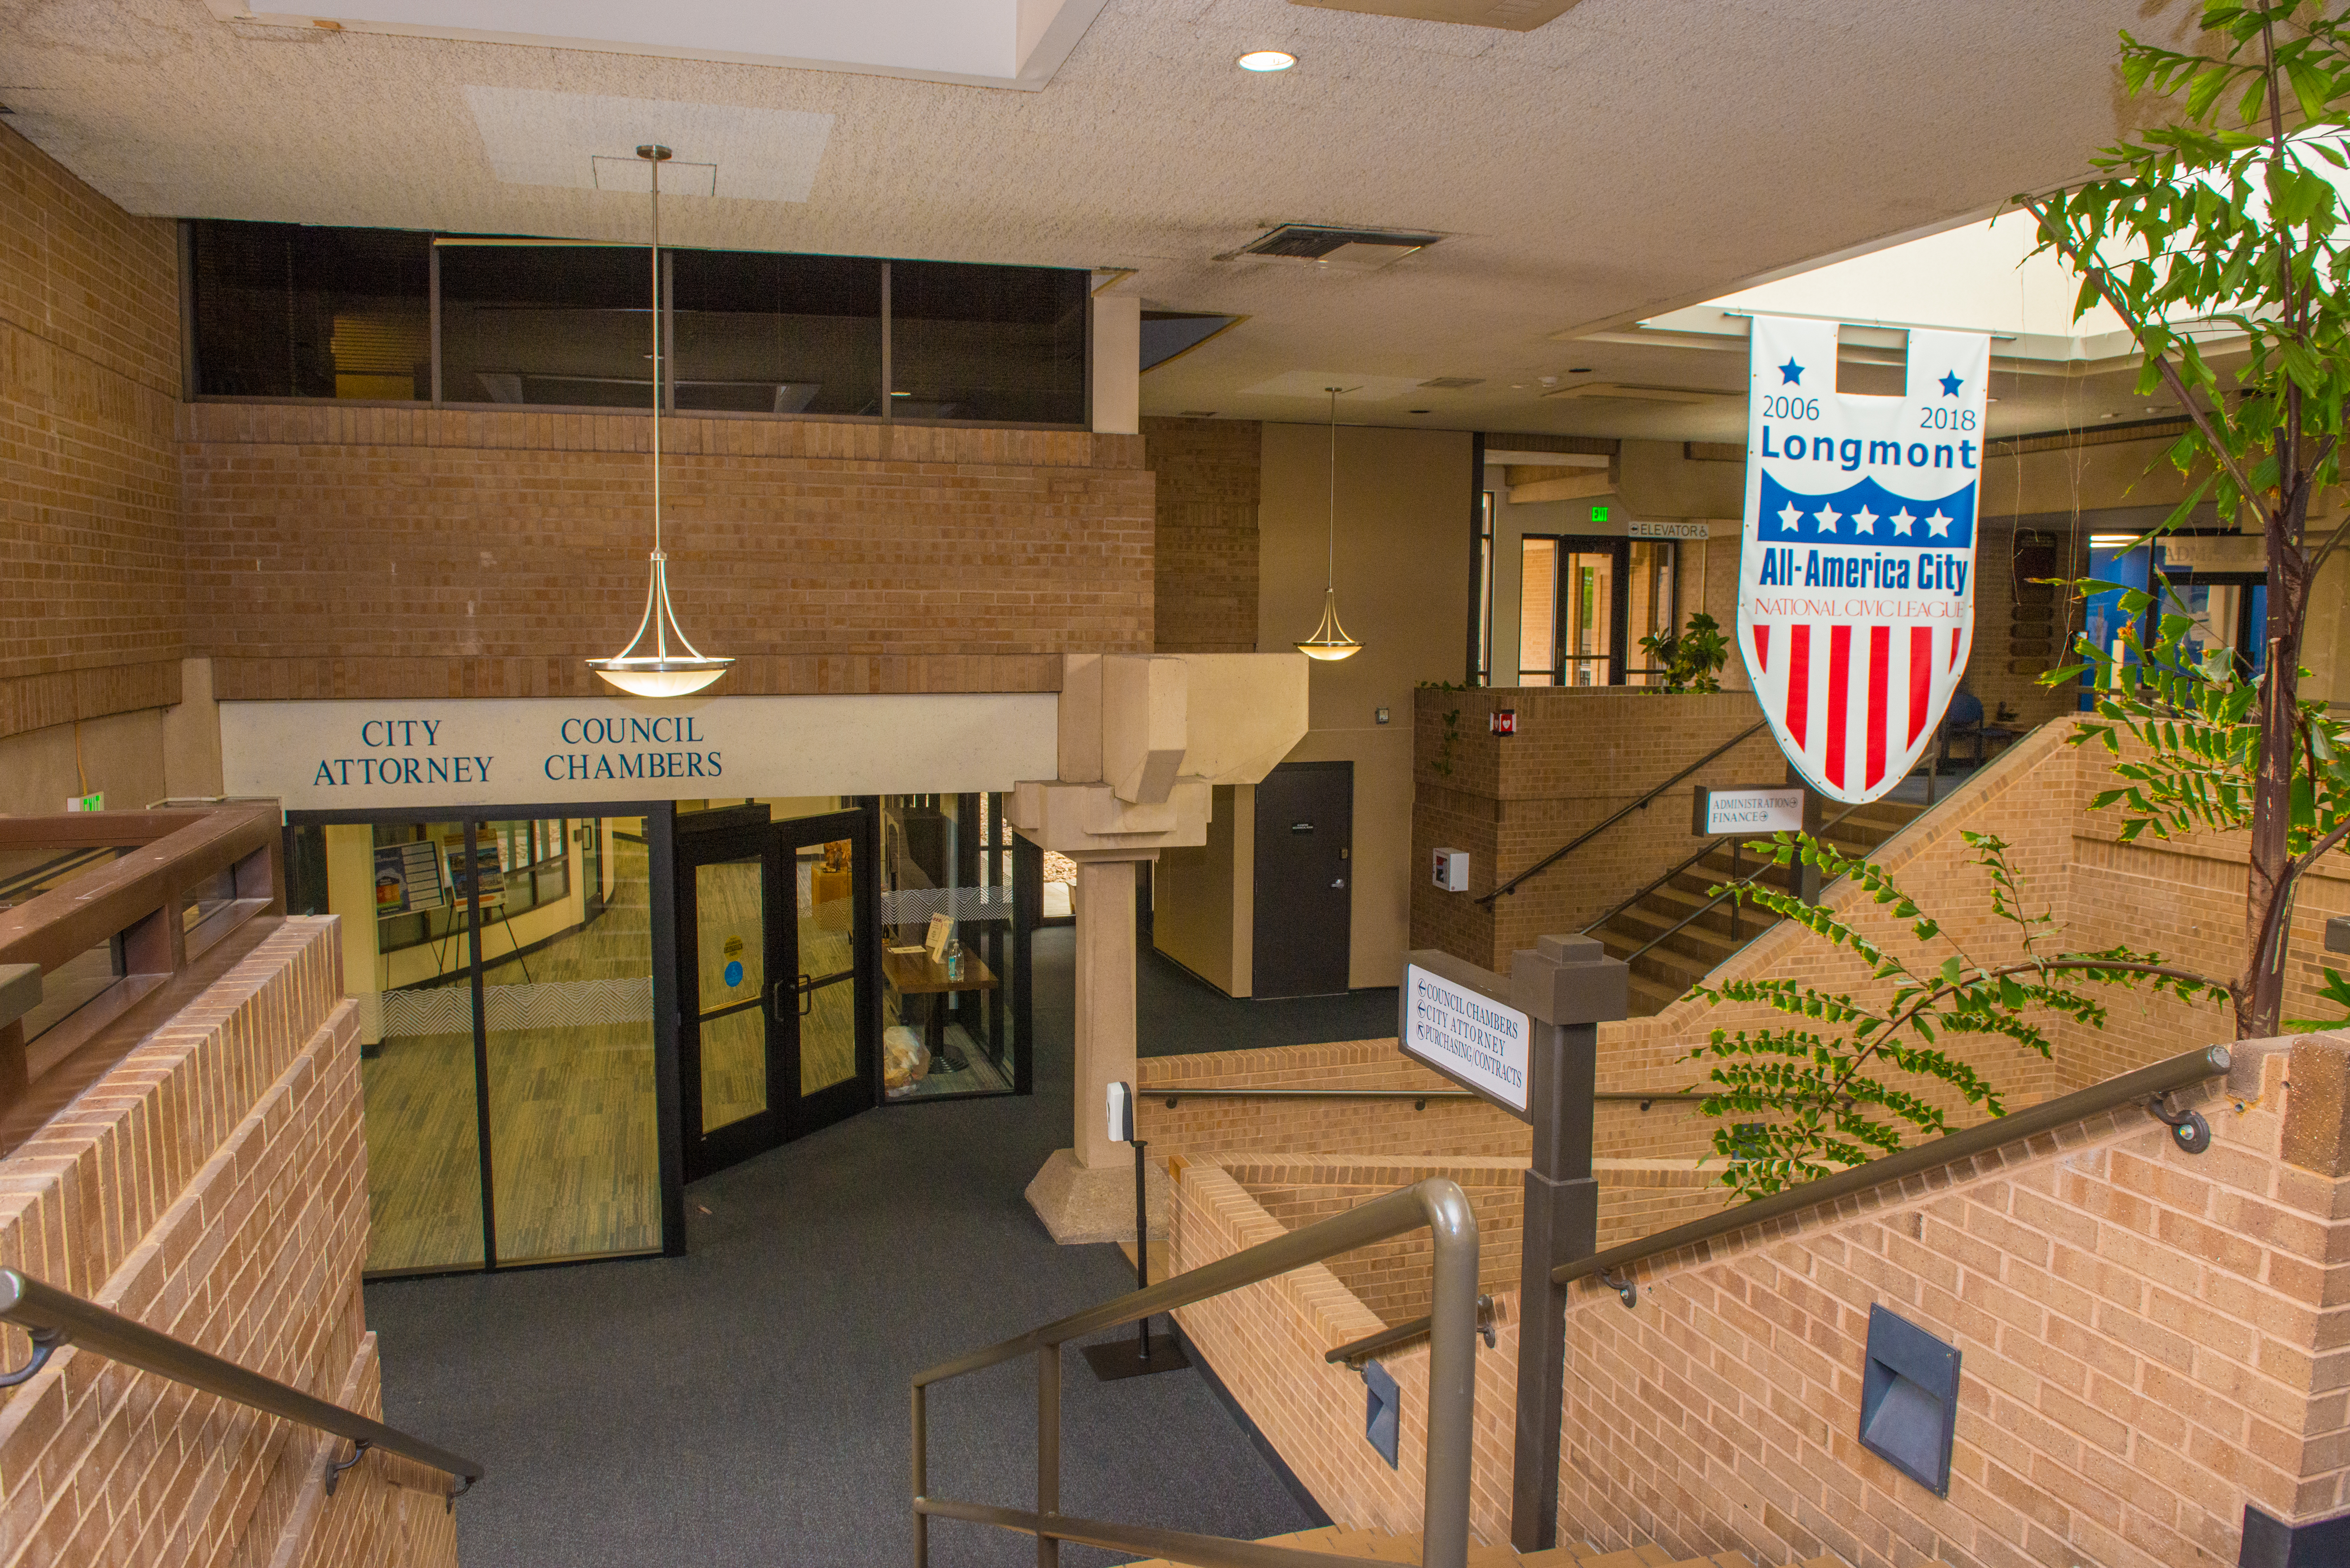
(882, 1024), (930, 1095)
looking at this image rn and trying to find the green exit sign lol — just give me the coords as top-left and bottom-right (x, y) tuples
(66, 792), (103, 813)
(1590, 505), (1609, 522)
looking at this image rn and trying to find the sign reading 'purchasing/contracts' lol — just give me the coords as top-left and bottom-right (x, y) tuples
(1401, 961), (1531, 1115)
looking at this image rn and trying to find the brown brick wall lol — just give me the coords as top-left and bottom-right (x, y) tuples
(179, 403), (1152, 699)
(0, 123), (184, 740)
(1144, 416), (1260, 654)
(0, 917), (458, 1568)
(1178, 1042), (2350, 1567)
(1411, 687), (1788, 970)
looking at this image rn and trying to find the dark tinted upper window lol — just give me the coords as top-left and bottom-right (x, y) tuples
(890, 260), (1087, 425)
(189, 223), (430, 400)
(671, 251), (883, 417)
(438, 244), (657, 409)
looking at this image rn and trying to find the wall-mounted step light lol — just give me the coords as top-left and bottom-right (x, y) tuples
(1362, 1359), (1400, 1469)
(1857, 1305), (1961, 1496)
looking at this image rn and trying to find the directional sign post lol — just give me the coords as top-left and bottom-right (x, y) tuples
(1400, 934), (1626, 1552)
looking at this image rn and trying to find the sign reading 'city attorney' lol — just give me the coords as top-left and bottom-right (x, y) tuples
(1401, 961), (1531, 1115)
(220, 694), (1057, 809)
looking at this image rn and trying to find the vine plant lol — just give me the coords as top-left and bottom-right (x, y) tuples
(1686, 831), (2232, 1199)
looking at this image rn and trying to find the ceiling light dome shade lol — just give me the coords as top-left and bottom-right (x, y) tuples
(1295, 587), (1362, 661)
(1237, 49), (1296, 70)
(588, 551), (734, 696)
(587, 143), (731, 698)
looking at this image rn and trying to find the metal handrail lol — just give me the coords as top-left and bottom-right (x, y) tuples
(1476, 720), (1768, 907)
(0, 1268), (483, 1499)
(912, 1177), (1479, 1568)
(1618, 795), (1875, 968)
(1579, 832), (1738, 937)
(1145, 1087), (1704, 1110)
(1552, 1045), (2232, 1291)
(1326, 1046), (2231, 1370)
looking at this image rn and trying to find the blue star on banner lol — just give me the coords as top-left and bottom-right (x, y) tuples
(1938, 370), (1963, 397)
(1779, 358), (1805, 385)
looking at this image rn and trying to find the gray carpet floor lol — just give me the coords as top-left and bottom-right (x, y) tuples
(367, 926), (1390, 1568)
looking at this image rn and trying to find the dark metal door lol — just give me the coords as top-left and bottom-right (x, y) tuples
(1251, 761), (1353, 997)
(675, 807), (877, 1181)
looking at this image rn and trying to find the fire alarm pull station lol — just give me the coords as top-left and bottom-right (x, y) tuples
(1432, 849), (1470, 892)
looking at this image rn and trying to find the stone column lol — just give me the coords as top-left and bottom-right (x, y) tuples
(1025, 851), (1168, 1243)
(1072, 858), (1138, 1170)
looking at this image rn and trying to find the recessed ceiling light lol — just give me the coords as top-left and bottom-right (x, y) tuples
(1237, 50), (1296, 71)
(1409, 408), (1431, 414)
(1567, 366), (1593, 374)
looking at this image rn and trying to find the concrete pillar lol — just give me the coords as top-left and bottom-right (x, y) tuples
(1091, 295), (1139, 436)
(1025, 852), (1169, 1243)
(1072, 858), (1138, 1169)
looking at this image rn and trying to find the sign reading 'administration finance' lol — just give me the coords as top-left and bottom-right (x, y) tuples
(1401, 963), (1530, 1115)
(1737, 315), (1990, 804)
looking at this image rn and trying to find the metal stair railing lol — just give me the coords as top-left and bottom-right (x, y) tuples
(1617, 796), (1878, 969)
(0, 1268), (482, 1503)
(1475, 721), (1767, 908)
(911, 1177), (1479, 1568)
(1327, 1046), (2232, 1369)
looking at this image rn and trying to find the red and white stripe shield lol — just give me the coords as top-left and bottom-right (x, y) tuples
(1736, 316), (1991, 805)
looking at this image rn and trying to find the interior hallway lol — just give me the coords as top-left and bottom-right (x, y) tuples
(364, 926), (1401, 1568)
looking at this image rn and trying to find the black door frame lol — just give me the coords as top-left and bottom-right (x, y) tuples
(1519, 535), (1681, 688)
(287, 799), (687, 1272)
(674, 804), (879, 1183)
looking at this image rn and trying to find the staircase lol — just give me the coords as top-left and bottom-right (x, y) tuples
(1117, 1525), (1855, 1568)
(1588, 796), (1928, 1016)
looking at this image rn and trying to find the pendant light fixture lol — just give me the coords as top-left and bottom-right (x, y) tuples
(587, 144), (733, 698)
(1295, 385), (1363, 661)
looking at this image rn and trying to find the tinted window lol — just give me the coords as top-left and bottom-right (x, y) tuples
(439, 244), (655, 409)
(190, 222), (430, 399)
(890, 260), (1087, 424)
(671, 251), (884, 417)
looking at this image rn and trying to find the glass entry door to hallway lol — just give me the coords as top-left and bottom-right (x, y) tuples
(677, 808), (876, 1181)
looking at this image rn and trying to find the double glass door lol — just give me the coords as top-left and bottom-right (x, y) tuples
(678, 809), (876, 1181)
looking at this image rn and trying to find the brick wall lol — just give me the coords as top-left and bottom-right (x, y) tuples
(0, 918), (461, 1568)
(1144, 416), (1260, 654)
(0, 123), (184, 740)
(179, 403), (1152, 700)
(1177, 1038), (2350, 1567)
(1411, 687), (1787, 970)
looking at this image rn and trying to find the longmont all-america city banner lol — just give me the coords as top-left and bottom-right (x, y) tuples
(1736, 313), (1991, 804)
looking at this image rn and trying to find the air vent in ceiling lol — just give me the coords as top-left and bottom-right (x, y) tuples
(1228, 224), (1442, 270)
(1290, 0), (1587, 31)
(1418, 376), (1484, 390)
(1544, 382), (1726, 405)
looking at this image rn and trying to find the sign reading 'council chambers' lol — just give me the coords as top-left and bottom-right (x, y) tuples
(220, 694), (1058, 809)
(1401, 962), (1531, 1114)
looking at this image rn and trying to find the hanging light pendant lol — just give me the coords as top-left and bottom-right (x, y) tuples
(588, 144), (733, 698)
(1295, 385), (1363, 661)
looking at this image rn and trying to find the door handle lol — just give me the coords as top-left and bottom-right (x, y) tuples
(770, 980), (788, 1023)
(799, 974), (814, 1016)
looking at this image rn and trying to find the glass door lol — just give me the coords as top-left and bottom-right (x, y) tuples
(676, 808), (875, 1181)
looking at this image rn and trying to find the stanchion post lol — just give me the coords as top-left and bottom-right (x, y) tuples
(1508, 934), (1626, 1553)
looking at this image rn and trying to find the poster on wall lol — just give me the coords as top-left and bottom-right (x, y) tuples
(445, 840), (507, 914)
(1736, 314), (1991, 804)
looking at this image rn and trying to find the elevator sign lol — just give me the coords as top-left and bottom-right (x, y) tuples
(1400, 960), (1531, 1116)
(1737, 314), (1989, 805)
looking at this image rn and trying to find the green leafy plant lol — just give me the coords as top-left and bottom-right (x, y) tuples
(1686, 830), (2232, 1199)
(2016, 0), (2350, 1036)
(2057, 590), (2350, 1030)
(1638, 610), (1729, 694)
(1417, 680), (1470, 778)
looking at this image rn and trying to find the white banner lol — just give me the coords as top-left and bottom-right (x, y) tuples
(1737, 315), (1990, 804)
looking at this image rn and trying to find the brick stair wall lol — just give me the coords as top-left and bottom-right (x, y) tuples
(1174, 1033), (2350, 1568)
(0, 918), (457, 1568)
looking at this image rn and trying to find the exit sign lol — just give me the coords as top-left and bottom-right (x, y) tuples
(65, 792), (103, 813)
(1590, 505), (1609, 522)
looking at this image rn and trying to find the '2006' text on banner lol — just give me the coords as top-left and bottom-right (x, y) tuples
(1736, 314), (1989, 805)
(1402, 963), (1530, 1114)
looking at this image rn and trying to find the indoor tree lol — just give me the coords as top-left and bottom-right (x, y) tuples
(2017, 0), (2350, 1038)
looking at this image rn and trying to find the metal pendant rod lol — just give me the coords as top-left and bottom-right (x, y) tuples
(645, 145), (664, 558)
